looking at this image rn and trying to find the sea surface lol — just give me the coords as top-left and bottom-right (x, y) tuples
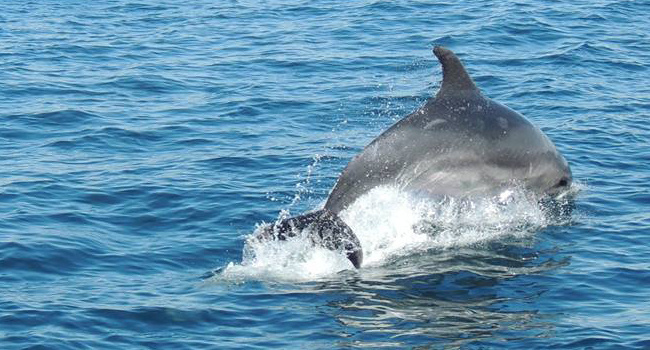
(1, 0), (649, 349)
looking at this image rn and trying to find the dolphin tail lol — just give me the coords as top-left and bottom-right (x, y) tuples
(254, 209), (363, 268)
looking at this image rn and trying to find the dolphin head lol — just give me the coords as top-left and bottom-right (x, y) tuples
(534, 149), (572, 197)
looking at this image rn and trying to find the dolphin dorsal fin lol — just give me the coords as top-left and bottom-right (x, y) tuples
(433, 46), (479, 98)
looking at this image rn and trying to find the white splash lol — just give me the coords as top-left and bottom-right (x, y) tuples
(220, 229), (354, 282)
(219, 185), (572, 282)
(340, 185), (548, 267)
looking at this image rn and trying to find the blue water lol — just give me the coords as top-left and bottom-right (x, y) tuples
(1, 0), (649, 349)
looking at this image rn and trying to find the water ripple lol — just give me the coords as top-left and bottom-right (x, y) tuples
(1, 0), (649, 348)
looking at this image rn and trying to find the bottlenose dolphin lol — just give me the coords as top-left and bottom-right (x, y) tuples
(255, 46), (572, 269)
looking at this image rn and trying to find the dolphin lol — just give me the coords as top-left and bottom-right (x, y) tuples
(254, 46), (572, 269)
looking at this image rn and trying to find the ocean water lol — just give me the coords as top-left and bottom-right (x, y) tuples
(1, 0), (649, 349)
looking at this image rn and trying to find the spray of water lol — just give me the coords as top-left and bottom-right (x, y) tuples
(218, 183), (577, 282)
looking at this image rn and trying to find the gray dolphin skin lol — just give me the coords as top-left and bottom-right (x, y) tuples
(255, 46), (572, 269)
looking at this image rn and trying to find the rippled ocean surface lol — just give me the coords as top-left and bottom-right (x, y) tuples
(2, 0), (649, 349)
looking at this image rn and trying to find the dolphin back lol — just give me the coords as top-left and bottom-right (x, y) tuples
(324, 46), (571, 213)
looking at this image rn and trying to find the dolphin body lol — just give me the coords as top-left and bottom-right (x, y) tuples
(255, 46), (572, 269)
